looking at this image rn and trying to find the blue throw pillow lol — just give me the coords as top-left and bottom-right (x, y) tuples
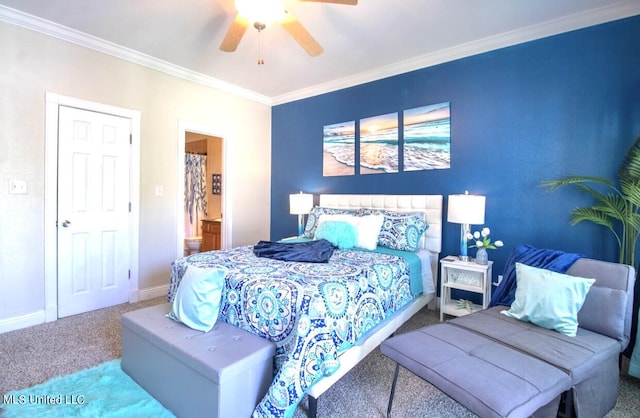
(167, 266), (227, 332)
(314, 220), (358, 249)
(501, 263), (595, 336)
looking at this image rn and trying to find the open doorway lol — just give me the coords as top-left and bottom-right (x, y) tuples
(183, 132), (223, 255)
(176, 121), (230, 259)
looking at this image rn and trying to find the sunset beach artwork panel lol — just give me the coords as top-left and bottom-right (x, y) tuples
(403, 102), (451, 171)
(323, 120), (355, 176)
(360, 112), (399, 174)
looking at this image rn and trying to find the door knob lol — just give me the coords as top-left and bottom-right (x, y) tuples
(62, 220), (71, 228)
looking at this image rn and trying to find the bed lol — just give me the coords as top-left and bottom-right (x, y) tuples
(167, 194), (443, 418)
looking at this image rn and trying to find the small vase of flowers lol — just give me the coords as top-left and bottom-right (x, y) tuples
(467, 227), (504, 265)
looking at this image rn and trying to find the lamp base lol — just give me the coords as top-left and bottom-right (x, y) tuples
(297, 214), (305, 237)
(459, 223), (469, 262)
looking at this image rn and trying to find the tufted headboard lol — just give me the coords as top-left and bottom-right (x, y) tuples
(318, 194), (443, 254)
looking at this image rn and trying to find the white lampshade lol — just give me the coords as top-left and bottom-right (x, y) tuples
(447, 193), (486, 225)
(289, 192), (313, 215)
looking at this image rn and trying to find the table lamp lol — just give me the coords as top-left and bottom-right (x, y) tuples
(289, 192), (313, 237)
(447, 191), (486, 261)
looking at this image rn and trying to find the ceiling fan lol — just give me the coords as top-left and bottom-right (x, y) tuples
(220, 0), (358, 58)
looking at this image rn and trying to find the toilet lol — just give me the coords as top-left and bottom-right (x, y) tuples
(184, 237), (202, 255)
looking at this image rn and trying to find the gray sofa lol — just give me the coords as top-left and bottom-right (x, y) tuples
(382, 257), (635, 418)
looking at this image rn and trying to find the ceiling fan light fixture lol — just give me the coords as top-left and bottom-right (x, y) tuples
(235, 0), (286, 27)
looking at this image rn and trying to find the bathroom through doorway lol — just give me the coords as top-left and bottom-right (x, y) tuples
(176, 120), (230, 259)
(183, 131), (223, 255)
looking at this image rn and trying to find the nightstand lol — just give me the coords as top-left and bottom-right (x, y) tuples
(440, 256), (493, 321)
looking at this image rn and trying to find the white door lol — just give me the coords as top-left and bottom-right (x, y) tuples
(57, 106), (131, 318)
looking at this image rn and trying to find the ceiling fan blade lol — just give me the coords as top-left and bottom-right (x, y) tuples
(297, 0), (357, 4)
(219, 14), (250, 52)
(280, 14), (323, 57)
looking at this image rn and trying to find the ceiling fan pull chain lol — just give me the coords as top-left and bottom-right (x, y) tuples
(258, 33), (264, 65)
(255, 22), (266, 65)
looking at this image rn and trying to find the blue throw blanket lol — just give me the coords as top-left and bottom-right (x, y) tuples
(489, 244), (585, 307)
(253, 239), (335, 263)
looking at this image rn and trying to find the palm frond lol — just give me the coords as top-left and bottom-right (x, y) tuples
(591, 194), (628, 221)
(573, 182), (620, 201)
(539, 176), (614, 191)
(620, 178), (640, 207)
(627, 212), (640, 234)
(570, 207), (615, 229)
(619, 137), (640, 181)
(571, 207), (622, 252)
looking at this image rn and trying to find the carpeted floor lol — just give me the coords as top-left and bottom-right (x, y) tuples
(1, 297), (639, 417)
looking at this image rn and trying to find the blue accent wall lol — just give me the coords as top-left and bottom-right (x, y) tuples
(271, 16), (640, 279)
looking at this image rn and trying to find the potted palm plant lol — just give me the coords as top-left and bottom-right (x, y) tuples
(540, 136), (640, 357)
(540, 137), (640, 268)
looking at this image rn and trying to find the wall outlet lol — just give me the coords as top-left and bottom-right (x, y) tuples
(155, 185), (164, 197)
(9, 180), (27, 194)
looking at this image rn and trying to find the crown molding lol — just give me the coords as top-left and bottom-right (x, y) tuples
(2, 3), (638, 107)
(0, 5), (272, 106)
(271, 1), (640, 105)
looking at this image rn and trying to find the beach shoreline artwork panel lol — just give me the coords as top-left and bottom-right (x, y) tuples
(403, 102), (451, 171)
(323, 121), (356, 176)
(360, 112), (399, 174)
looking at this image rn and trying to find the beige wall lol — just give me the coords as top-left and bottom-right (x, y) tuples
(0, 22), (271, 328)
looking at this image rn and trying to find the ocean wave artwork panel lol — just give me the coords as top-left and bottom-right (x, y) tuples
(323, 120), (355, 176)
(403, 102), (451, 171)
(360, 112), (399, 174)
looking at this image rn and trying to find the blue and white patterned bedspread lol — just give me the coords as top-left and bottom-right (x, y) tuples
(168, 245), (418, 418)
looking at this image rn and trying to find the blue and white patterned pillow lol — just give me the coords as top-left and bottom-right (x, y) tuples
(303, 207), (359, 238)
(359, 209), (429, 252)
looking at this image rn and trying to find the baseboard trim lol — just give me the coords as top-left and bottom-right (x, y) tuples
(0, 310), (45, 334)
(1, 285), (169, 334)
(137, 285), (168, 301)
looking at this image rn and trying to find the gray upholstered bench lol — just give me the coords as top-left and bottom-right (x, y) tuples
(381, 257), (635, 418)
(121, 303), (275, 418)
(381, 323), (572, 418)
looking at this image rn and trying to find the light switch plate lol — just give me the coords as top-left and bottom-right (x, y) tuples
(9, 180), (27, 194)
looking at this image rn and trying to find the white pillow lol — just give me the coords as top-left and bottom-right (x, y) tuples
(350, 214), (384, 250)
(167, 266), (227, 332)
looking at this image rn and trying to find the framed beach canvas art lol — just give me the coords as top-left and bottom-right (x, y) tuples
(403, 102), (451, 171)
(360, 112), (399, 174)
(323, 121), (356, 176)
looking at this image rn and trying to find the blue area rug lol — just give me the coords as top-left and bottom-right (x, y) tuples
(1, 360), (175, 417)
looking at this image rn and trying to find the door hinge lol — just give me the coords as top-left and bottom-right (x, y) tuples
(129, 133), (132, 145)
(129, 202), (131, 212)
(128, 270), (131, 279)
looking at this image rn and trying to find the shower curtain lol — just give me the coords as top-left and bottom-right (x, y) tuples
(185, 152), (208, 238)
